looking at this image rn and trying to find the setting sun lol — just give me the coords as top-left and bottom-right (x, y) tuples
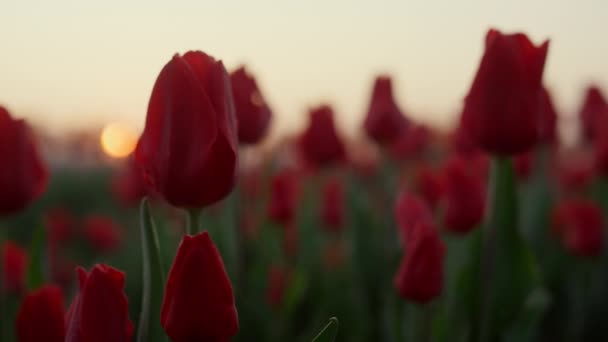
(100, 123), (137, 158)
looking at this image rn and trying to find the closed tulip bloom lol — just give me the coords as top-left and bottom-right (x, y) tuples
(2, 241), (28, 294)
(16, 285), (66, 342)
(268, 169), (299, 226)
(135, 51), (238, 209)
(0, 106), (48, 215)
(394, 221), (445, 303)
(462, 29), (549, 155)
(552, 200), (604, 258)
(441, 158), (485, 233)
(363, 76), (408, 145)
(65, 264), (133, 342)
(230, 66), (272, 145)
(394, 191), (433, 246)
(579, 86), (608, 142)
(299, 105), (346, 167)
(320, 178), (345, 232)
(82, 215), (123, 252)
(161, 232), (238, 341)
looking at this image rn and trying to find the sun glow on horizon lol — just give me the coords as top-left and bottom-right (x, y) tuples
(100, 123), (137, 158)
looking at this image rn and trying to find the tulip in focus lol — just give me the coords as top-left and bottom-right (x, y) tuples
(16, 285), (66, 342)
(161, 232), (239, 341)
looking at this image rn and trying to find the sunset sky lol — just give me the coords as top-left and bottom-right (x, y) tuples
(1, 0), (607, 139)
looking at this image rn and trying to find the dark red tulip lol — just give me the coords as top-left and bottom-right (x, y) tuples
(363, 76), (408, 145)
(266, 265), (290, 309)
(452, 118), (481, 157)
(65, 264), (133, 342)
(230, 66), (272, 145)
(441, 158), (485, 234)
(0, 106), (48, 215)
(539, 87), (558, 144)
(299, 105), (346, 167)
(161, 232), (238, 341)
(16, 285), (66, 342)
(45, 208), (74, 247)
(83, 215), (123, 252)
(390, 124), (431, 160)
(320, 177), (345, 232)
(514, 151), (533, 180)
(579, 86), (608, 142)
(593, 112), (608, 175)
(462, 29), (549, 155)
(394, 221), (445, 303)
(112, 158), (149, 207)
(552, 200), (604, 258)
(268, 169), (299, 226)
(558, 152), (595, 193)
(415, 165), (443, 209)
(2, 241), (27, 294)
(394, 191), (433, 246)
(135, 51), (238, 209)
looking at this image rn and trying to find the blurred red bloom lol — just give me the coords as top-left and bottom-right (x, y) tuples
(16, 285), (66, 342)
(579, 86), (608, 142)
(514, 151), (533, 180)
(462, 29), (549, 155)
(161, 232), (238, 342)
(0, 106), (48, 216)
(390, 124), (431, 161)
(441, 157), (485, 234)
(230, 66), (272, 145)
(320, 177), (345, 233)
(593, 112), (608, 175)
(135, 51), (238, 209)
(394, 191), (433, 246)
(65, 264), (133, 342)
(394, 221), (445, 303)
(83, 215), (123, 252)
(363, 76), (408, 145)
(299, 105), (346, 167)
(112, 158), (149, 207)
(415, 165), (443, 209)
(552, 200), (604, 258)
(2, 241), (28, 294)
(268, 169), (299, 226)
(45, 208), (75, 246)
(266, 265), (291, 310)
(558, 152), (595, 193)
(539, 87), (558, 144)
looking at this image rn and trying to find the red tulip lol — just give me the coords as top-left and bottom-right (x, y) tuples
(135, 51), (238, 209)
(230, 66), (272, 145)
(2, 241), (27, 294)
(441, 158), (485, 234)
(394, 191), (433, 246)
(45, 208), (74, 246)
(112, 158), (149, 207)
(579, 86), (608, 142)
(552, 200), (604, 258)
(390, 124), (431, 160)
(266, 265), (290, 309)
(0, 106), (48, 215)
(415, 165), (443, 209)
(363, 76), (408, 145)
(394, 221), (445, 303)
(462, 29), (549, 155)
(299, 105), (346, 167)
(16, 285), (66, 342)
(320, 177), (345, 232)
(451, 119), (481, 157)
(539, 87), (558, 144)
(558, 152), (595, 193)
(161, 232), (239, 341)
(268, 169), (299, 226)
(83, 215), (123, 252)
(65, 264), (133, 342)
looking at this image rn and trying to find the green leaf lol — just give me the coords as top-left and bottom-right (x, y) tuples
(311, 317), (339, 342)
(27, 222), (46, 290)
(137, 198), (167, 342)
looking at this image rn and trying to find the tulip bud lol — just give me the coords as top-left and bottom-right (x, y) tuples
(16, 285), (66, 342)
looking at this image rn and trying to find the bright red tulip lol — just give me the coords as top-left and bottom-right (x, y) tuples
(65, 264), (133, 342)
(552, 200), (604, 258)
(394, 221), (445, 303)
(230, 66), (272, 145)
(579, 86), (608, 142)
(268, 169), (299, 226)
(135, 51), (238, 209)
(83, 215), (123, 252)
(161, 232), (239, 341)
(16, 285), (66, 342)
(441, 158), (485, 234)
(363, 76), (408, 145)
(299, 105), (346, 167)
(0, 106), (48, 215)
(2, 241), (27, 294)
(394, 191), (433, 246)
(462, 29), (549, 155)
(320, 177), (345, 232)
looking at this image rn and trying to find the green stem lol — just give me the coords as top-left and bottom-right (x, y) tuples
(187, 209), (202, 235)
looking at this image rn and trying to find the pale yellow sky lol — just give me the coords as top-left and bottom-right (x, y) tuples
(1, 0), (607, 138)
